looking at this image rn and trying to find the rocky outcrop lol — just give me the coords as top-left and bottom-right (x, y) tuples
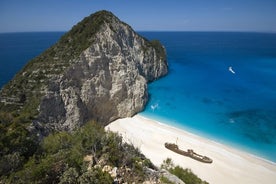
(161, 169), (186, 184)
(0, 10), (167, 134)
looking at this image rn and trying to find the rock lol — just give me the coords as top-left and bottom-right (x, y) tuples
(110, 167), (118, 178)
(142, 181), (157, 184)
(102, 165), (112, 173)
(83, 155), (93, 162)
(102, 165), (118, 179)
(0, 10), (168, 135)
(83, 155), (95, 170)
(93, 164), (101, 169)
(98, 153), (109, 166)
(160, 169), (185, 184)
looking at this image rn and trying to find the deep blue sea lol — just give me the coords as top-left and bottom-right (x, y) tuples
(0, 32), (64, 87)
(1, 31), (276, 162)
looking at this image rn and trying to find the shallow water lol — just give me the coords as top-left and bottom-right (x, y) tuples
(0, 31), (275, 162)
(139, 32), (276, 162)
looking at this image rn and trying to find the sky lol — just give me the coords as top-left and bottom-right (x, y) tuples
(0, 0), (276, 33)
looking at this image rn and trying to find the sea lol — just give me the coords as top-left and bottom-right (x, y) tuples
(0, 32), (64, 87)
(1, 31), (276, 162)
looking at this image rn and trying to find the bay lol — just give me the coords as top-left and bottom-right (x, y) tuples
(140, 32), (276, 162)
(1, 31), (276, 162)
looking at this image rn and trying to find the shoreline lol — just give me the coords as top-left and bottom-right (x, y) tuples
(141, 114), (276, 165)
(106, 114), (276, 184)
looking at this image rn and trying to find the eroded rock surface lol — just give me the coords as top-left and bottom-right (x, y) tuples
(0, 10), (168, 134)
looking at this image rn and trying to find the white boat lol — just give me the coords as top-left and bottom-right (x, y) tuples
(229, 66), (235, 74)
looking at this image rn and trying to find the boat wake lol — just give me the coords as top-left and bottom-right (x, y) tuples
(150, 103), (159, 111)
(229, 66), (236, 74)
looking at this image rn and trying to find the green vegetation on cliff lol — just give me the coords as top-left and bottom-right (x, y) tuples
(161, 158), (209, 184)
(0, 11), (118, 116)
(150, 40), (166, 61)
(1, 121), (155, 183)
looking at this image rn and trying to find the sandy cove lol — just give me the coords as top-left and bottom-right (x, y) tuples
(106, 115), (276, 184)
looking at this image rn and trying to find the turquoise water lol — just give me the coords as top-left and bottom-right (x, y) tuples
(1, 32), (276, 162)
(140, 32), (276, 162)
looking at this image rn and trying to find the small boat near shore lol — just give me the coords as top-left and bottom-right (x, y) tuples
(165, 142), (213, 163)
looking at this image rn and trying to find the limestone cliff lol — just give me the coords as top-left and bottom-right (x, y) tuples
(0, 10), (167, 134)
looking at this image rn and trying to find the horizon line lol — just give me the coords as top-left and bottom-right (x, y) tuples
(1, 30), (276, 34)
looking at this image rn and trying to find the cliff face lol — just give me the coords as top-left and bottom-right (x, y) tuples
(0, 10), (168, 134)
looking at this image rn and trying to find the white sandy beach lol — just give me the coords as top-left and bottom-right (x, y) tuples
(106, 115), (276, 184)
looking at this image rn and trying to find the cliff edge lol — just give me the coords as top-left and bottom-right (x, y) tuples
(0, 10), (168, 134)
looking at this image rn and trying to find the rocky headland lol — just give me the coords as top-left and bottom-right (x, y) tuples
(0, 10), (168, 135)
(0, 10), (216, 184)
